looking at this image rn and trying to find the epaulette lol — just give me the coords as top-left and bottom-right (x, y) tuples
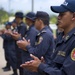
(65, 35), (70, 41)
(20, 23), (24, 26)
(37, 30), (46, 36)
(37, 33), (41, 36)
(41, 30), (46, 33)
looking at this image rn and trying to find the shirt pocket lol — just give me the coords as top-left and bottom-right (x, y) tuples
(53, 54), (66, 64)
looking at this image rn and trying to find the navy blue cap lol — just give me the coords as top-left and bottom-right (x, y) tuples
(5, 22), (12, 26)
(25, 12), (36, 21)
(51, 0), (75, 13)
(15, 12), (24, 18)
(35, 11), (50, 25)
(36, 11), (49, 20)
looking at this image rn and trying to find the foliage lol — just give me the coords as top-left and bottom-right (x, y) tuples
(0, 7), (9, 24)
(50, 15), (57, 24)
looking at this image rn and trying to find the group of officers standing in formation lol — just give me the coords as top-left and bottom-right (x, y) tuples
(1, 0), (75, 75)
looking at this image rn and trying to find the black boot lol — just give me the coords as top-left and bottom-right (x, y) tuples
(19, 67), (23, 75)
(11, 69), (18, 75)
(3, 67), (11, 71)
(2, 62), (11, 71)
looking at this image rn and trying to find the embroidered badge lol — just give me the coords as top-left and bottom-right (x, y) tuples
(35, 36), (43, 45)
(71, 48), (75, 61)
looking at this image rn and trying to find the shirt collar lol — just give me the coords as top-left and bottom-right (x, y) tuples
(63, 28), (75, 42)
(29, 24), (34, 30)
(39, 26), (48, 32)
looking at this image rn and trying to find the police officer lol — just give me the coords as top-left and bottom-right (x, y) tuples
(11, 12), (27, 75)
(1, 22), (11, 71)
(20, 0), (75, 75)
(6, 20), (18, 75)
(17, 11), (55, 73)
(24, 12), (38, 47)
(0, 21), (18, 75)
(15, 12), (27, 36)
(17, 12), (39, 75)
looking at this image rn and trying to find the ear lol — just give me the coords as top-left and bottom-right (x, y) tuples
(72, 13), (75, 20)
(39, 19), (43, 24)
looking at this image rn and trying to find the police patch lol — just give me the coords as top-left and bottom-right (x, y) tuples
(71, 48), (75, 61)
(38, 36), (43, 44)
(35, 36), (43, 45)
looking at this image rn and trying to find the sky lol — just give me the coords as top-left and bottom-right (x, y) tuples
(0, 0), (65, 14)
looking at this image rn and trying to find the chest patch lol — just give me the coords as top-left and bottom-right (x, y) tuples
(57, 51), (66, 57)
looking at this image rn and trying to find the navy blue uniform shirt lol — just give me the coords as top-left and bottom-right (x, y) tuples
(21, 25), (40, 75)
(15, 22), (27, 68)
(17, 22), (27, 37)
(38, 28), (75, 75)
(22, 25), (38, 62)
(26, 26), (55, 65)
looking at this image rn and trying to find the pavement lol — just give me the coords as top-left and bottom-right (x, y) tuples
(0, 37), (13, 75)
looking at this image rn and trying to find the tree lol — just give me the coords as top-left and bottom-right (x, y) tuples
(50, 15), (57, 24)
(0, 7), (9, 24)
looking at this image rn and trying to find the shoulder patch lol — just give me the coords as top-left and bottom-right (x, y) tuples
(35, 36), (43, 45)
(71, 48), (75, 61)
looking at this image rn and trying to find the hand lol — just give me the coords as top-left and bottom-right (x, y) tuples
(17, 37), (30, 50)
(0, 29), (6, 34)
(20, 54), (41, 72)
(4, 30), (12, 35)
(11, 32), (21, 40)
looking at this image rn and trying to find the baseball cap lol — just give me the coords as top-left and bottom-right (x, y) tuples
(25, 12), (36, 21)
(35, 11), (50, 25)
(15, 12), (24, 18)
(51, 0), (75, 13)
(35, 11), (49, 20)
(5, 22), (12, 26)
